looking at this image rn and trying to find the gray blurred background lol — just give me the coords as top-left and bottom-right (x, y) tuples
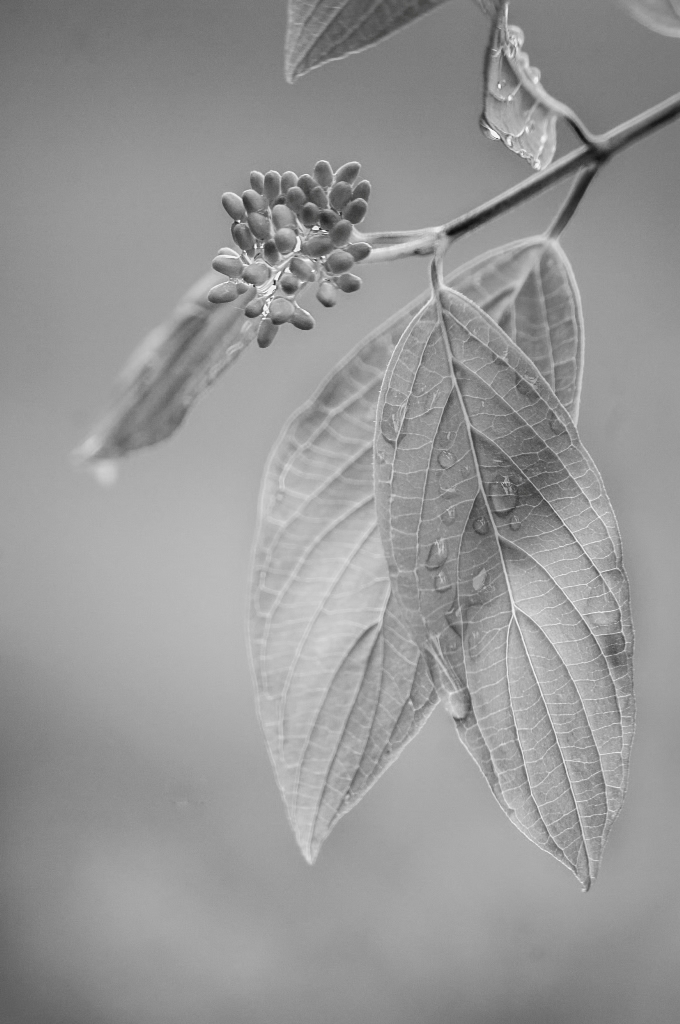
(2, 1), (679, 1021)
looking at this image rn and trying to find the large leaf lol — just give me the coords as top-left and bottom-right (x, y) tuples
(75, 272), (258, 472)
(373, 271), (634, 888)
(285, 0), (488, 82)
(620, 0), (680, 36)
(249, 235), (585, 862)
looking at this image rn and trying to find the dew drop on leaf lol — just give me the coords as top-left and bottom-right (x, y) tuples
(426, 539), (449, 569)
(488, 474), (519, 516)
(509, 513), (522, 532)
(434, 571), (453, 592)
(472, 568), (487, 593)
(447, 689), (472, 721)
(438, 450), (455, 469)
(473, 515), (490, 535)
(548, 411), (563, 434)
(380, 402), (405, 445)
(441, 505), (457, 525)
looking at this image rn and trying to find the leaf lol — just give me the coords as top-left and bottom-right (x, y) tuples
(373, 270), (634, 888)
(74, 272), (258, 473)
(620, 0), (680, 35)
(480, 3), (559, 171)
(249, 312), (440, 864)
(284, 0), (453, 82)
(249, 234), (585, 862)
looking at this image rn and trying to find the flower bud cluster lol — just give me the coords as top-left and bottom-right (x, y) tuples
(208, 161), (372, 347)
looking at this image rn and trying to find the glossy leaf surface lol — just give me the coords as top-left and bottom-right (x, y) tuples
(249, 235), (584, 862)
(75, 272), (257, 472)
(284, 0), (452, 81)
(481, 5), (558, 170)
(621, 0), (680, 35)
(374, 274), (634, 887)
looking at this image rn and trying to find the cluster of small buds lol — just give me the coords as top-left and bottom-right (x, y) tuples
(208, 160), (372, 347)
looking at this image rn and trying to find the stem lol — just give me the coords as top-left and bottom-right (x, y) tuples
(547, 164), (599, 239)
(363, 90), (680, 262)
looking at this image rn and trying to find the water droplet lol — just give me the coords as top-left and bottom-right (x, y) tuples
(447, 689), (471, 721)
(488, 473), (519, 516)
(426, 539), (449, 570)
(380, 402), (405, 445)
(464, 603), (486, 661)
(445, 610), (463, 642)
(439, 470), (457, 496)
(441, 505), (456, 525)
(548, 412), (563, 434)
(515, 372), (538, 398)
(509, 514), (522, 531)
(375, 448), (388, 464)
(472, 568), (487, 592)
(434, 571), (453, 592)
(480, 116), (501, 141)
(473, 515), (490, 535)
(438, 450), (455, 469)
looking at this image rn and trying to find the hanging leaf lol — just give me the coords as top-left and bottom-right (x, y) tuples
(250, 310), (439, 864)
(75, 272), (258, 474)
(249, 234), (584, 862)
(480, 3), (560, 171)
(620, 0), (680, 36)
(285, 0), (457, 82)
(374, 270), (634, 888)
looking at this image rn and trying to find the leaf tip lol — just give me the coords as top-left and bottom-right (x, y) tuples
(71, 436), (120, 487)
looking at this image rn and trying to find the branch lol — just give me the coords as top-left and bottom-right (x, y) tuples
(362, 90), (680, 262)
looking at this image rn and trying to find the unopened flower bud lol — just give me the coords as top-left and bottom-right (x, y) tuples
(242, 189), (268, 214)
(316, 281), (338, 307)
(329, 181), (352, 212)
(212, 254), (244, 277)
(280, 272), (300, 294)
(286, 186), (307, 215)
(303, 231), (334, 258)
(344, 198), (368, 224)
(236, 280), (251, 294)
(271, 205), (297, 230)
(217, 246), (241, 257)
(308, 184), (329, 209)
(313, 160), (334, 188)
(291, 307), (315, 330)
(247, 211), (272, 240)
(334, 161), (361, 184)
(242, 262), (271, 285)
(245, 296), (267, 318)
(269, 296), (295, 324)
(250, 170), (265, 194)
(208, 281), (240, 303)
(319, 209), (339, 230)
(257, 319), (278, 348)
(274, 227), (298, 254)
(352, 179), (371, 202)
(326, 249), (355, 274)
(346, 240), (371, 262)
(297, 173), (316, 197)
(280, 170), (298, 193)
(222, 192), (246, 220)
(263, 239), (281, 266)
(336, 272), (362, 293)
(289, 255), (316, 281)
(264, 169), (282, 204)
(301, 203), (320, 228)
(329, 219), (353, 247)
(232, 222), (255, 252)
